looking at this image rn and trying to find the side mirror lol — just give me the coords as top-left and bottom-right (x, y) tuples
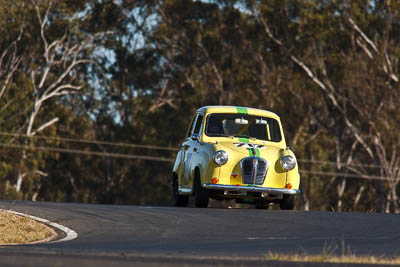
(191, 133), (199, 141)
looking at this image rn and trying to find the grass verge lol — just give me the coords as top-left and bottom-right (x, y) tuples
(267, 252), (400, 265)
(0, 210), (56, 245)
(267, 240), (400, 265)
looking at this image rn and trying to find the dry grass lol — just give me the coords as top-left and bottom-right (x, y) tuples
(267, 240), (400, 265)
(0, 210), (56, 245)
(267, 252), (400, 265)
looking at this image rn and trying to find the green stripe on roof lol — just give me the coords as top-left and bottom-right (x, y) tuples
(239, 138), (249, 143)
(236, 107), (248, 114)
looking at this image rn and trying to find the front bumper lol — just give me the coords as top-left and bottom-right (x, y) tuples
(203, 183), (300, 195)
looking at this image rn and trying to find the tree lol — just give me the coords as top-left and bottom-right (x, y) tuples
(248, 0), (400, 212)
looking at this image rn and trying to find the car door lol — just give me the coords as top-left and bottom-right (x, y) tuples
(176, 114), (197, 193)
(182, 114), (204, 188)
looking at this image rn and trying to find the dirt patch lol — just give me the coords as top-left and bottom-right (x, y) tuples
(0, 210), (57, 245)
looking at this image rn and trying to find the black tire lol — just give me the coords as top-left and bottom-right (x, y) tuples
(194, 171), (209, 208)
(255, 200), (269, 209)
(172, 176), (189, 207)
(280, 194), (295, 210)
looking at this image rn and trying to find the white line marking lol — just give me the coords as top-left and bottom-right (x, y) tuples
(2, 209), (78, 243)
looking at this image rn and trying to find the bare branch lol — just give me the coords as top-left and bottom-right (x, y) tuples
(42, 59), (90, 96)
(31, 117), (59, 136)
(385, 51), (399, 82)
(355, 38), (373, 60)
(254, 9), (377, 161)
(149, 79), (179, 112)
(0, 58), (21, 99)
(38, 66), (50, 89)
(0, 18), (24, 100)
(41, 85), (82, 102)
(348, 18), (378, 53)
(289, 55), (340, 107)
(31, 71), (38, 94)
(34, 0), (53, 61)
(348, 17), (399, 83)
(256, 12), (282, 46)
(26, 0), (97, 141)
(47, 33), (68, 61)
(353, 184), (365, 209)
(32, 170), (49, 177)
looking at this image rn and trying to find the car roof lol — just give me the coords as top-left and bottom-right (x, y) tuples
(196, 106), (280, 119)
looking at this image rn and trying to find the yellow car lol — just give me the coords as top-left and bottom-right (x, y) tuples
(172, 106), (300, 210)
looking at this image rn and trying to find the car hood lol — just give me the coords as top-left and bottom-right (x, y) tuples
(217, 141), (282, 159)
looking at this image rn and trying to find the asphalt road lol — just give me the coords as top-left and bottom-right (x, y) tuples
(0, 200), (399, 266)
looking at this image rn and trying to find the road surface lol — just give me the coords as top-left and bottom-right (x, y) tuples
(0, 200), (399, 266)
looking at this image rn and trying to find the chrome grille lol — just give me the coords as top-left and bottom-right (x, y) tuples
(240, 157), (269, 185)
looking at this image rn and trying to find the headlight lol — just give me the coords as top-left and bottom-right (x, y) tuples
(280, 155), (296, 171)
(213, 150), (228, 165)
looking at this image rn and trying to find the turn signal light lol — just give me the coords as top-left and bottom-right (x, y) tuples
(212, 178), (219, 184)
(285, 183), (293, 189)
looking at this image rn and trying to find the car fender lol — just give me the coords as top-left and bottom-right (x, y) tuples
(172, 150), (184, 180)
(188, 148), (211, 190)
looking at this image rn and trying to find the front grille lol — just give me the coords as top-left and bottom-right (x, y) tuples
(240, 157), (269, 185)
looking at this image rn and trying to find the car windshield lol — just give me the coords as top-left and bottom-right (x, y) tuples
(205, 113), (282, 142)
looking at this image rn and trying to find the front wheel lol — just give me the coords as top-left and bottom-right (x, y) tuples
(194, 172), (209, 208)
(172, 177), (189, 207)
(279, 194), (295, 210)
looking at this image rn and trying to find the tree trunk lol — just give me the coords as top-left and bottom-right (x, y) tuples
(353, 184), (365, 211)
(337, 178), (346, 212)
(392, 185), (399, 213)
(15, 172), (24, 193)
(301, 188), (310, 211)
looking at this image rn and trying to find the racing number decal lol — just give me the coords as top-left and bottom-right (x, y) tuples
(234, 142), (263, 157)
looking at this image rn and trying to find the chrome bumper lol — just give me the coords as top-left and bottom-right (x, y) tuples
(203, 183), (300, 195)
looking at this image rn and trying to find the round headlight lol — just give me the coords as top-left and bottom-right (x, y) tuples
(213, 150), (228, 165)
(281, 155), (296, 171)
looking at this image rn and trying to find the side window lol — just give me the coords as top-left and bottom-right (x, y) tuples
(193, 115), (204, 135)
(186, 115), (197, 138)
(268, 119), (282, 142)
